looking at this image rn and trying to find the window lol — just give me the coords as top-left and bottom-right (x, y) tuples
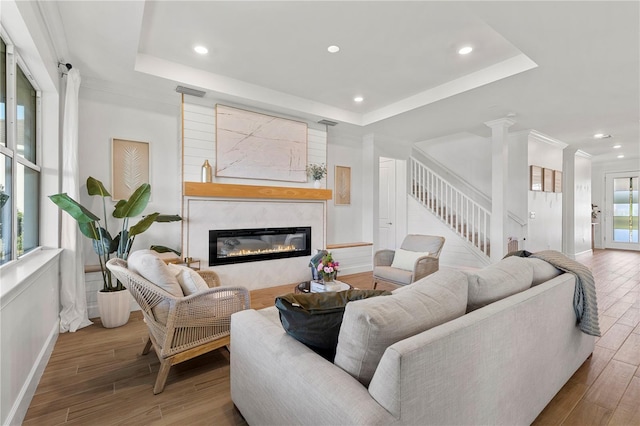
(0, 35), (40, 265)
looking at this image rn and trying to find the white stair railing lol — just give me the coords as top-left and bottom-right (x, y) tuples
(411, 157), (491, 257)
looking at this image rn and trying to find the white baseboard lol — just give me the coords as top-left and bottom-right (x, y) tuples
(5, 320), (59, 426)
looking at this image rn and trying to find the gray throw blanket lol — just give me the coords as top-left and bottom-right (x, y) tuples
(531, 250), (601, 337)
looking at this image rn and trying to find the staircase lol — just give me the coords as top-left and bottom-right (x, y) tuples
(410, 157), (491, 258)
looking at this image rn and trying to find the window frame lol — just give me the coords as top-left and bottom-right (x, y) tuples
(0, 31), (42, 267)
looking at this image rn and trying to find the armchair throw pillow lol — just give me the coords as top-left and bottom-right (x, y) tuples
(390, 248), (430, 271)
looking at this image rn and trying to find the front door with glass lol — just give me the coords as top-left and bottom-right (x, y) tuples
(605, 172), (639, 249)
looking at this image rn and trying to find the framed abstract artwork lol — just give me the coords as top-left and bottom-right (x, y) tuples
(112, 138), (150, 200)
(215, 104), (308, 182)
(335, 165), (351, 205)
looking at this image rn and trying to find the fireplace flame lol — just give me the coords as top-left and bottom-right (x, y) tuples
(224, 245), (299, 257)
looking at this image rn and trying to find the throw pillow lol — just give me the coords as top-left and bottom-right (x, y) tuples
(275, 289), (391, 361)
(167, 263), (210, 295)
(127, 249), (183, 325)
(334, 269), (468, 386)
(465, 256), (534, 312)
(390, 248), (430, 271)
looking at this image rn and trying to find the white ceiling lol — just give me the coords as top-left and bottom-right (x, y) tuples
(50, 1), (639, 162)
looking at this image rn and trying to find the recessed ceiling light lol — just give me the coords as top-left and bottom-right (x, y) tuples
(594, 133), (611, 139)
(458, 46), (473, 55)
(194, 45), (208, 55)
(617, 154), (625, 158)
(354, 96), (364, 102)
(327, 45), (340, 53)
(613, 144), (622, 149)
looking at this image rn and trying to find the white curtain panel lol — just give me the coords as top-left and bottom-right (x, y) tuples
(59, 69), (93, 332)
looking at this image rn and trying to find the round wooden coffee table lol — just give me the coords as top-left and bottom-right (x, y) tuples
(295, 281), (352, 294)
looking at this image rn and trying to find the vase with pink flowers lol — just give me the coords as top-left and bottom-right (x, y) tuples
(317, 252), (339, 282)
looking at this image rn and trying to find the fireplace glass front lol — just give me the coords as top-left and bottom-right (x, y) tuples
(209, 227), (311, 266)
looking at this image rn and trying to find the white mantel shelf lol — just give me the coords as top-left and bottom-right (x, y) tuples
(184, 182), (333, 201)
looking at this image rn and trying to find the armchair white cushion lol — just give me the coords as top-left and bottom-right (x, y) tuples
(373, 234), (445, 288)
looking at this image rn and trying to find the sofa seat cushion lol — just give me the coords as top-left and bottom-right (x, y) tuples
(526, 257), (562, 286)
(465, 256), (534, 312)
(275, 290), (391, 361)
(334, 269), (468, 386)
(373, 265), (413, 285)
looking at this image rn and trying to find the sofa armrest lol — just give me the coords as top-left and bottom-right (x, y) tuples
(374, 249), (395, 267)
(413, 256), (439, 281)
(230, 308), (396, 426)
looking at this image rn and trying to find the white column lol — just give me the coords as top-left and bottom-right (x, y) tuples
(562, 146), (578, 258)
(485, 118), (516, 262)
(361, 134), (375, 246)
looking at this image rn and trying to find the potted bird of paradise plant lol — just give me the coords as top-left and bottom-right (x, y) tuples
(50, 176), (181, 327)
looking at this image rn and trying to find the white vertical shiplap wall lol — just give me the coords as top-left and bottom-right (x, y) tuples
(183, 102), (327, 185)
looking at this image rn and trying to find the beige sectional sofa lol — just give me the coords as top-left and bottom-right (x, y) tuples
(230, 256), (595, 425)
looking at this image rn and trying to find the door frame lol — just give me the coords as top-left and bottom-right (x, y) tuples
(603, 171), (640, 250)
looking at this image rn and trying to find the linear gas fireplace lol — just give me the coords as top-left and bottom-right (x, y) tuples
(209, 226), (311, 266)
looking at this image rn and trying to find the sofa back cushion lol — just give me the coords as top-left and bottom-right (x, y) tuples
(465, 256), (533, 312)
(334, 269), (468, 386)
(526, 257), (562, 286)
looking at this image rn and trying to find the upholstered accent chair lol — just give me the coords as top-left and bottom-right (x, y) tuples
(106, 258), (250, 394)
(373, 234), (445, 289)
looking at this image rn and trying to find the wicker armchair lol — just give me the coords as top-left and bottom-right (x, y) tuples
(106, 258), (250, 394)
(373, 235), (445, 289)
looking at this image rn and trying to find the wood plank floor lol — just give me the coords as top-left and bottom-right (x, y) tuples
(24, 249), (639, 425)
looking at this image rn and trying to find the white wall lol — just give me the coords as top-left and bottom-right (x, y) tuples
(526, 135), (564, 252)
(574, 154), (592, 255)
(326, 143), (363, 244)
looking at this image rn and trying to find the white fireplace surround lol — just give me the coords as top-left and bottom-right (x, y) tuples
(184, 198), (326, 291)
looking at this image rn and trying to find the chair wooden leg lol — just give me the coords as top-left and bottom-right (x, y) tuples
(153, 360), (172, 395)
(373, 280), (378, 290)
(142, 337), (152, 355)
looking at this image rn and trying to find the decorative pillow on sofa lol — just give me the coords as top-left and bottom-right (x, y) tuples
(127, 249), (184, 324)
(167, 263), (209, 295)
(390, 248), (430, 271)
(275, 289), (391, 361)
(526, 257), (562, 286)
(465, 256), (533, 312)
(334, 269), (468, 386)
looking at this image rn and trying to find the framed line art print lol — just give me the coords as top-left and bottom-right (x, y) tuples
(112, 138), (150, 200)
(335, 165), (351, 205)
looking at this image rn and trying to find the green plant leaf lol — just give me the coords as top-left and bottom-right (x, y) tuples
(129, 212), (160, 236)
(49, 193), (100, 223)
(78, 221), (100, 240)
(86, 176), (111, 198)
(113, 184), (151, 218)
(91, 227), (112, 255)
(150, 245), (181, 256)
(154, 214), (182, 222)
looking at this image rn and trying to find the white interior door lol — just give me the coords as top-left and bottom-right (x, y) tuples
(379, 157), (396, 250)
(604, 171), (639, 250)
